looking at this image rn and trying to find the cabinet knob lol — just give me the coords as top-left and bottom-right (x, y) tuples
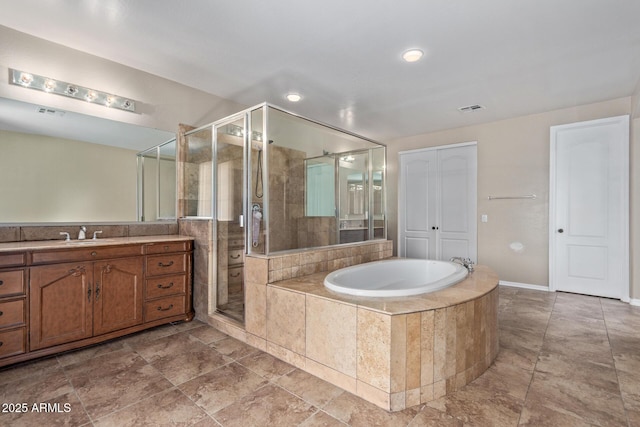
(0, 341), (3, 347)
(91, 251), (97, 256)
(0, 280), (3, 286)
(0, 311), (3, 316)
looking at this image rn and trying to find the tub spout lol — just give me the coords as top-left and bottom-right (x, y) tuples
(450, 257), (474, 272)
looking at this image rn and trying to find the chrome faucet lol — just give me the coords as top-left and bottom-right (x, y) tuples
(92, 230), (103, 240)
(59, 232), (71, 242)
(78, 226), (87, 240)
(450, 257), (474, 272)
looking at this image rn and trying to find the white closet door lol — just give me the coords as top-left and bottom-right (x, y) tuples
(398, 150), (437, 259)
(438, 145), (477, 261)
(398, 143), (477, 261)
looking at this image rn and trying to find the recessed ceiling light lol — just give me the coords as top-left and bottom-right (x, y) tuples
(402, 49), (424, 63)
(286, 93), (302, 102)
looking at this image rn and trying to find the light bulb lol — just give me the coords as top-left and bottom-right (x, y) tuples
(20, 73), (33, 85)
(402, 49), (424, 63)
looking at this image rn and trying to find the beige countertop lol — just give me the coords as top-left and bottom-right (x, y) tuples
(0, 235), (194, 253)
(269, 264), (499, 315)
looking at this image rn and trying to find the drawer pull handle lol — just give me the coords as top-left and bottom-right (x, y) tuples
(157, 304), (174, 312)
(88, 287), (92, 301)
(0, 280), (3, 286)
(0, 311), (3, 316)
(230, 272), (241, 278)
(230, 254), (241, 259)
(0, 341), (3, 347)
(157, 282), (174, 289)
(95, 282), (101, 300)
(158, 261), (174, 268)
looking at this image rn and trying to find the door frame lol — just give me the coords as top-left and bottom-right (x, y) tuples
(548, 115), (630, 300)
(398, 141), (478, 261)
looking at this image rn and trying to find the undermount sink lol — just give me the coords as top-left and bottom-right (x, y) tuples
(64, 239), (114, 245)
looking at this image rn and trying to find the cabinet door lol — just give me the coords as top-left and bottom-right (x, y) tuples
(93, 257), (144, 335)
(30, 263), (93, 350)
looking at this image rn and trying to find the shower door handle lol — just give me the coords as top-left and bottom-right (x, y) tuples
(239, 214), (244, 228)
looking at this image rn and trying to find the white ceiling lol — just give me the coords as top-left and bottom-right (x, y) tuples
(1, 0), (639, 142)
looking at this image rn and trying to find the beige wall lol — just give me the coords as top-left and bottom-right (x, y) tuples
(387, 97), (632, 289)
(632, 115), (640, 300)
(629, 78), (640, 299)
(0, 130), (137, 222)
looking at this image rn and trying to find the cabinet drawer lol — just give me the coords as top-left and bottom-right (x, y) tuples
(228, 266), (243, 284)
(145, 275), (186, 300)
(144, 295), (186, 322)
(0, 328), (26, 358)
(146, 254), (187, 277)
(228, 238), (244, 248)
(0, 270), (25, 297)
(0, 253), (26, 268)
(228, 249), (243, 266)
(0, 300), (25, 329)
(145, 241), (191, 255)
(32, 245), (143, 264)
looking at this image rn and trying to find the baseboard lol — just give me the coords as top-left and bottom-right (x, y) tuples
(630, 298), (640, 307)
(498, 280), (551, 292)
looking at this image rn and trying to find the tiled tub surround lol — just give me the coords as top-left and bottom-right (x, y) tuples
(209, 239), (499, 412)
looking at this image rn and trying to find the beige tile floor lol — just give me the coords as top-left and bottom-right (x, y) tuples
(1, 286), (639, 426)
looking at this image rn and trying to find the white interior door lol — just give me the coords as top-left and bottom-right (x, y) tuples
(438, 145), (477, 261)
(398, 150), (437, 259)
(398, 143), (477, 261)
(550, 115), (629, 299)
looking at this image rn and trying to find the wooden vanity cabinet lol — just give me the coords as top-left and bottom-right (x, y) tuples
(30, 262), (93, 350)
(0, 237), (193, 368)
(30, 257), (144, 350)
(0, 257), (28, 359)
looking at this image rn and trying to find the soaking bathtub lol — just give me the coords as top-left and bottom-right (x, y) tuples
(323, 258), (468, 297)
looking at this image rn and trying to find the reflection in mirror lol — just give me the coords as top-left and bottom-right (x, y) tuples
(137, 139), (177, 221)
(305, 156), (335, 217)
(0, 97), (175, 223)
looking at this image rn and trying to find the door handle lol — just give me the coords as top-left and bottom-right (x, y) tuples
(557, 228), (564, 233)
(431, 226), (439, 230)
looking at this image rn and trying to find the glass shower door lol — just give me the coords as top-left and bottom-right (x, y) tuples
(214, 115), (246, 322)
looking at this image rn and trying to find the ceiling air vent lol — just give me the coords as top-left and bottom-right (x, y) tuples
(37, 107), (65, 116)
(458, 104), (485, 113)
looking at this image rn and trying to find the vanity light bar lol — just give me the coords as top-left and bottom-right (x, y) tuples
(9, 69), (137, 113)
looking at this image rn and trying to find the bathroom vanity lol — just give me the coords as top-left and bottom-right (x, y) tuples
(0, 235), (193, 367)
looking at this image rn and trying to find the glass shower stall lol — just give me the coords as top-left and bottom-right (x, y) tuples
(182, 104), (386, 322)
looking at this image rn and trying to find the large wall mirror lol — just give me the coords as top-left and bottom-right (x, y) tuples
(0, 97), (175, 223)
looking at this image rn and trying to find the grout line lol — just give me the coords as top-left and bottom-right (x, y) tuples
(601, 297), (633, 427)
(513, 288), (556, 426)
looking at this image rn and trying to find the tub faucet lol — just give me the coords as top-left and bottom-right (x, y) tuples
(450, 257), (474, 272)
(78, 226), (87, 240)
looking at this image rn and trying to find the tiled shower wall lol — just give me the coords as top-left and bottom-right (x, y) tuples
(178, 218), (213, 323)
